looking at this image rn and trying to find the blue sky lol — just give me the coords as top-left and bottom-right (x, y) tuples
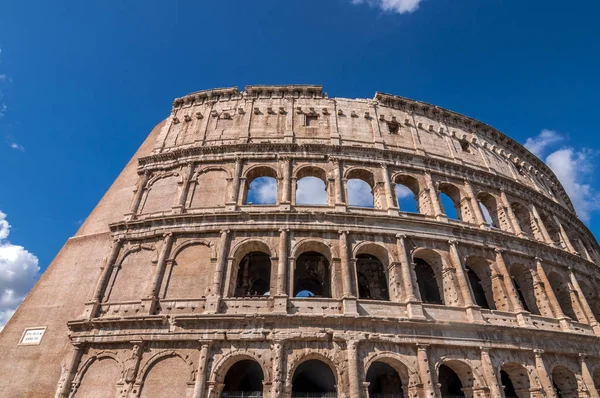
(1, 0), (600, 326)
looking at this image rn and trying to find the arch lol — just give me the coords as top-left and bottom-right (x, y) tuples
(508, 263), (540, 315)
(244, 165), (278, 205)
(546, 271), (578, 320)
(108, 245), (156, 302)
(577, 279), (600, 321)
(510, 202), (535, 238)
(550, 365), (578, 397)
(499, 362), (531, 398)
(221, 359), (265, 396)
(139, 353), (193, 398)
(73, 355), (120, 398)
(438, 182), (464, 221)
(291, 357), (337, 395)
(140, 172), (180, 214)
(164, 241), (214, 299)
(291, 239), (333, 264)
(476, 192), (501, 229)
(346, 168), (376, 208)
(394, 174), (421, 214)
(363, 352), (414, 389)
(233, 251), (272, 297)
(354, 242), (391, 301)
(211, 351), (270, 385)
(230, 238), (275, 264)
(296, 169), (328, 206)
(538, 212), (562, 247)
(295, 165), (328, 181)
(412, 249), (445, 305)
(294, 251), (331, 297)
(437, 359), (484, 397)
(366, 361), (405, 398)
(170, 239), (215, 261)
(189, 167), (230, 209)
(136, 350), (194, 385)
(464, 256), (495, 310)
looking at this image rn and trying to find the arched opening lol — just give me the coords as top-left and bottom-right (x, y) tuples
(510, 202), (535, 238)
(347, 169), (376, 208)
(394, 175), (420, 214)
(413, 255), (443, 305)
(73, 357), (120, 398)
(234, 251), (272, 297)
(244, 167), (278, 205)
(477, 192), (501, 229)
(578, 280), (600, 321)
(547, 272), (578, 320)
(438, 183), (463, 221)
(465, 265), (491, 309)
(551, 366), (578, 398)
(539, 212), (562, 247)
(593, 367), (600, 394)
(291, 359), (336, 396)
(500, 363), (530, 398)
(296, 166), (328, 206)
(221, 360), (264, 397)
(356, 254), (389, 301)
(438, 364), (465, 397)
(366, 361), (404, 398)
(294, 251), (331, 298)
(509, 263), (539, 315)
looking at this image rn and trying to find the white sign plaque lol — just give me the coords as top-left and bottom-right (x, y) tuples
(19, 327), (46, 346)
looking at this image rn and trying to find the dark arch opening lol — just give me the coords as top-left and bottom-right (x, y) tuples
(547, 272), (578, 320)
(500, 370), (518, 398)
(221, 360), (264, 397)
(234, 252), (271, 297)
(438, 183), (462, 221)
(294, 252), (331, 298)
(414, 258), (443, 305)
(438, 364), (465, 397)
(552, 366), (578, 398)
(509, 264), (539, 315)
(356, 254), (389, 301)
(366, 361), (404, 397)
(292, 360), (336, 395)
(465, 265), (491, 309)
(512, 278), (531, 313)
(510, 202), (534, 237)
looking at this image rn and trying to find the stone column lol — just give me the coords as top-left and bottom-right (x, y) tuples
(174, 162), (194, 213)
(93, 238), (122, 304)
(554, 216), (576, 253)
(500, 189), (522, 236)
(55, 344), (84, 398)
(192, 342), (211, 398)
(207, 229), (231, 313)
(274, 229), (289, 313)
(494, 249), (532, 326)
(271, 341), (285, 398)
(535, 258), (570, 330)
(280, 157), (292, 207)
(332, 158), (346, 211)
(480, 348), (502, 398)
(531, 205), (554, 245)
(381, 163), (398, 215)
(463, 180), (486, 228)
(340, 230), (358, 314)
(424, 172), (444, 220)
(126, 172), (150, 220)
(534, 350), (556, 398)
(347, 339), (361, 398)
(416, 344), (436, 397)
(580, 354), (600, 398)
(448, 241), (474, 307)
(147, 233), (174, 313)
(569, 269), (600, 334)
(227, 157), (243, 207)
(396, 235), (425, 319)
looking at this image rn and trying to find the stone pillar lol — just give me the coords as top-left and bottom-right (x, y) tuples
(339, 230), (358, 314)
(535, 258), (570, 330)
(227, 157), (243, 207)
(534, 350), (556, 398)
(347, 339), (362, 398)
(146, 233), (174, 314)
(569, 269), (600, 334)
(580, 354), (600, 398)
(531, 205), (554, 245)
(192, 342), (211, 398)
(424, 171), (444, 220)
(126, 172), (150, 220)
(271, 341), (285, 398)
(500, 189), (522, 236)
(332, 158), (346, 211)
(381, 163), (398, 215)
(55, 344), (84, 398)
(93, 238), (122, 304)
(463, 180), (486, 228)
(554, 216), (576, 253)
(174, 162), (194, 213)
(480, 348), (502, 398)
(207, 229), (230, 313)
(448, 241), (474, 307)
(280, 157), (292, 206)
(274, 229), (289, 313)
(416, 344), (436, 397)
(396, 235), (425, 319)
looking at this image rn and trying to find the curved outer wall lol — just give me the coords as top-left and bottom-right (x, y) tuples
(0, 85), (599, 397)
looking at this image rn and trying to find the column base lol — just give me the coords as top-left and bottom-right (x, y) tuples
(273, 295), (288, 314)
(172, 205), (184, 214)
(466, 306), (485, 324)
(205, 295), (221, 314)
(591, 322), (600, 336)
(515, 311), (533, 327)
(335, 204), (348, 212)
(279, 203), (291, 211)
(123, 212), (136, 221)
(141, 298), (157, 315)
(387, 207), (399, 216)
(225, 202), (238, 211)
(343, 297), (358, 316)
(82, 301), (100, 319)
(407, 301), (427, 320)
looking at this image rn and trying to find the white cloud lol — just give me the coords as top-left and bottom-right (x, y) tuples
(9, 142), (24, 151)
(348, 179), (374, 207)
(351, 0), (424, 14)
(0, 103), (5, 118)
(248, 177), (278, 204)
(0, 211), (40, 330)
(524, 129), (564, 157)
(296, 177), (327, 205)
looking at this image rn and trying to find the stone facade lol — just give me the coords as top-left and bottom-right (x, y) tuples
(1, 85), (600, 397)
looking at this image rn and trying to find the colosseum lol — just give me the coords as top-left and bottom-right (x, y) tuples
(0, 85), (599, 398)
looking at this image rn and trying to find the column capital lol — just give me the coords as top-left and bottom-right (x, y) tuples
(379, 162), (389, 169)
(533, 349), (545, 357)
(220, 229), (231, 235)
(494, 248), (505, 254)
(338, 230), (350, 236)
(448, 239), (459, 246)
(534, 256), (544, 263)
(163, 232), (173, 239)
(396, 233), (408, 239)
(416, 343), (430, 351)
(480, 346), (492, 354)
(278, 228), (289, 233)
